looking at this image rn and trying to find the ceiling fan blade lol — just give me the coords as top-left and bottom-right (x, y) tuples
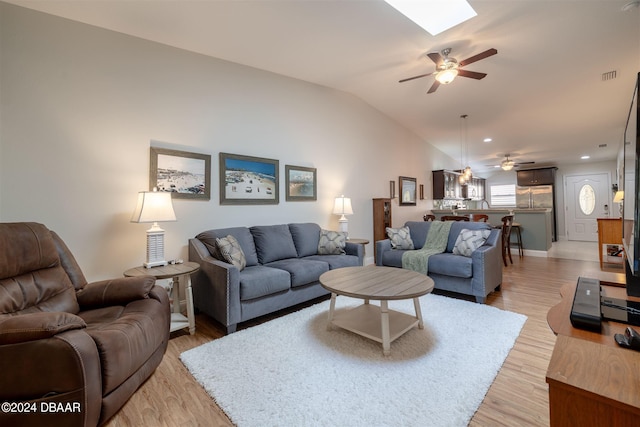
(427, 80), (440, 94)
(399, 71), (435, 83)
(515, 161), (535, 166)
(458, 48), (497, 67)
(457, 69), (487, 80)
(426, 52), (443, 67)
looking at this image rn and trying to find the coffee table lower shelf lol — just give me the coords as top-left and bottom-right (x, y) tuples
(328, 300), (423, 356)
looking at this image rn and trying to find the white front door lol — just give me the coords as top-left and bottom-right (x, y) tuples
(565, 173), (611, 242)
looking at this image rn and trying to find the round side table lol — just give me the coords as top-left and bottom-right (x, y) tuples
(124, 262), (200, 335)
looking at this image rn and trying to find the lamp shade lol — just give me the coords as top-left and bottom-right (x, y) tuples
(332, 195), (353, 216)
(613, 190), (624, 203)
(131, 190), (176, 223)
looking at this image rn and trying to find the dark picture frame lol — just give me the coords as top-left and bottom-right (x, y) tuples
(150, 147), (211, 200)
(219, 152), (279, 205)
(285, 165), (317, 201)
(399, 176), (417, 206)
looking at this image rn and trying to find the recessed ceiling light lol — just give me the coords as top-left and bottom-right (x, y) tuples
(483, 138), (492, 143)
(384, 0), (477, 36)
(581, 155), (590, 160)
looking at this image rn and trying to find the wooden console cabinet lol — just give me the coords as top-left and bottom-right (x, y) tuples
(597, 218), (622, 269)
(372, 198), (392, 261)
(546, 278), (640, 426)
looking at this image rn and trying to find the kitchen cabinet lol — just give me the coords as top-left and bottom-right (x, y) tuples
(433, 170), (484, 200)
(517, 167), (557, 186)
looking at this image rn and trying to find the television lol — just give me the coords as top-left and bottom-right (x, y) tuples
(622, 72), (640, 296)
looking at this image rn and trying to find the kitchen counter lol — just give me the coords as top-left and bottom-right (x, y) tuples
(431, 208), (553, 254)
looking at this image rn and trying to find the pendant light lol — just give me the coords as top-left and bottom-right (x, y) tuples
(458, 114), (472, 184)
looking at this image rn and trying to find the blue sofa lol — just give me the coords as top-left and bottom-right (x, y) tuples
(188, 223), (363, 333)
(375, 221), (502, 303)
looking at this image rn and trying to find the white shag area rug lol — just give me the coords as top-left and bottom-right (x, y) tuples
(180, 293), (527, 427)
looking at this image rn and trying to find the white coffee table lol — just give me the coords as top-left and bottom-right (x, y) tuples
(319, 265), (434, 355)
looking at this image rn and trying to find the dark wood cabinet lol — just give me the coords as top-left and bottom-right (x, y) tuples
(517, 167), (556, 186)
(433, 170), (485, 200)
(372, 198), (392, 261)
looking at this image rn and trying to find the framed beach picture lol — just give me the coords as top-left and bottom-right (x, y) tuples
(219, 153), (279, 205)
(150, 147), (211, 200)
(399, 176), (417, 206)
(285, 165), (317, 201)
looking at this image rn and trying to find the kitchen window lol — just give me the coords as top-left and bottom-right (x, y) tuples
(490, 184), (516, 207)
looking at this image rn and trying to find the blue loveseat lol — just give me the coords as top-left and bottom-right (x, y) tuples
(188, 223), (363, 333)
(375, 221), (502, 303)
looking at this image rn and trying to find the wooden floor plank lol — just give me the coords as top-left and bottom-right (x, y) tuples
(106, 256), (616, 427)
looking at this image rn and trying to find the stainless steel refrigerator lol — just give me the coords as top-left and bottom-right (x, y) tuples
(516, 185), (556, 240)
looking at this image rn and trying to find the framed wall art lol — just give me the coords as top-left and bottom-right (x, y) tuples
(150, 147), (211, 200)
(219, 152), (279, 205)
(399, 176), (417, 206)
(285, 165), (317, 201)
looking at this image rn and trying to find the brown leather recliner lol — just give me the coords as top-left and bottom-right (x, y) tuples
(0, 222), (171, 426)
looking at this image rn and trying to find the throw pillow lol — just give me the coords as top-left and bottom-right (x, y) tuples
(453, 228), (491, 257)
(317, 229), (346, 255)
(216, 235), (246, 270)
(386, 226), (414, 250)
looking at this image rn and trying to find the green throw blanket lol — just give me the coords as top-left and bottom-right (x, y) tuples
(402, 221), (453, 275)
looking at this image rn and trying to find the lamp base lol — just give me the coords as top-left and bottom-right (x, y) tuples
(145, 225), (168, 268)
(144, 260), (168, 268)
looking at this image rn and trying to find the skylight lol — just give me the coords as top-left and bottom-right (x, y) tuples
(384, 0), (477, 36)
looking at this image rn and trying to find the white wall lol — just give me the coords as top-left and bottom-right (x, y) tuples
(0, 3), (458, 280)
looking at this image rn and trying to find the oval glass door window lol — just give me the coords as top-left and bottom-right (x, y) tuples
(579, 184), (596, 215)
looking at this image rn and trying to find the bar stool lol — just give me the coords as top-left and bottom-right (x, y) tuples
(510, 222), (524, 258)
(500, 215), (514, 266)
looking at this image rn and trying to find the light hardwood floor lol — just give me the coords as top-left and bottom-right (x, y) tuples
(106, 256), (624, 427)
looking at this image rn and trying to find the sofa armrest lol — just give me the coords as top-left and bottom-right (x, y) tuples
(0, 312), (86, 345)
(470, 229), (503, 297)
(375, 239), (392, 266)
(77, 275), (156, 309)
(344, 241), (364, 265)
(0, 328), (102, 426)
(189, 238), (241, 332)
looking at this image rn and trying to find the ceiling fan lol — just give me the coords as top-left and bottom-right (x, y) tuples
(494, 154), (535, 171)
(399, 47), (497, 94)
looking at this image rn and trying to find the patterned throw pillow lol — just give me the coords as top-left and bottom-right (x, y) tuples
(216, 235), (246, 270)
(453, 228), (491, 257)
(386, 226), (414, 250)
(317, 230), (346, 255)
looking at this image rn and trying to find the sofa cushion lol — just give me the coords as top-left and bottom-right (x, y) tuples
(318, 230), (347, 255)
(304, 254), (361, 269)
(428, 253), (473, 278)
(237, 265), (291, 301)
(453, 228), (491, 257)
(386, 226), (415, 250)
(197, 227), (259, 267)
(216, 235), (246, 270)
(289, 223), (321, 257)
(79, 297), (168, 395)
(266, 258), (329, 288)
(405, 221), (430, 249)
(250, 225), (299, 264)
(379, 249), (409, 268)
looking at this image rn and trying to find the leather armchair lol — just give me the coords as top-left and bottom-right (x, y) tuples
(0, 222), (170, 426)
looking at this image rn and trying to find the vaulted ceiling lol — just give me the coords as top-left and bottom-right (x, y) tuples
(7, 0), (640, 175)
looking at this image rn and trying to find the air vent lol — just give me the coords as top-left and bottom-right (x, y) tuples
(599, 144), (607, 148)
(602, 70), (617, 81)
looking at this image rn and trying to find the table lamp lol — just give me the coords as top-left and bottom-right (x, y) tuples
(333, 195), (353, 236)
(614, 190), (624, 216)
(131, 188), (176, 268)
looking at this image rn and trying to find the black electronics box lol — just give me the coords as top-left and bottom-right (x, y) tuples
(570, 277), (602, 331)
